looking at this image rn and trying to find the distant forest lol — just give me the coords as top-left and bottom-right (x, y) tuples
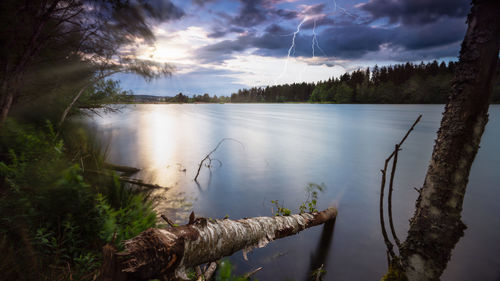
(228, 61), (500, 104)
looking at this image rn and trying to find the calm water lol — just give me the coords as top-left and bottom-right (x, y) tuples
(86, 104), (500, 281)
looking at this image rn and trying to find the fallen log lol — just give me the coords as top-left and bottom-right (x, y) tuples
(118, 177), (167, 190)
(85, 169), (169, 190)
(102, 207), (337, 281)
(103, 162), (141, 175)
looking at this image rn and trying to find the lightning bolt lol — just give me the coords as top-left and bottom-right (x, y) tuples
(312, 20), (317, 58)
(311, 19), (327, 58)
(332, 0), (356, 18)
(275, 0), (356, 85)
(274, 16), (307, 85)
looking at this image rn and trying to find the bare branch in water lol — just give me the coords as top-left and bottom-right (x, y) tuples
(194, 138), (243, 182)
(379, 115), (421, 266)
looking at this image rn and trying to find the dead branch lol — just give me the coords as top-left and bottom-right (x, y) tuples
(194, 138), (243, 182)
(103, 162), (141, 175)
(379, 115), (421, 265)
(195, 266), (202, 278)
(118, 177), (167, 190)
(195, 262), (217, 281)
(161, 215), (175, 228)
(243, 267), (263, 279)
(388, 144), (401, 249)
(314, 264), (324, 281)
(379, 159), (396, 261)
(102, 207), (337, 280)
(203, 262), (217, 281)
(85, 169), (168, 190)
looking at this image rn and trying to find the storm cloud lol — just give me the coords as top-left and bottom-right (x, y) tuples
(359, 0), (469, 25)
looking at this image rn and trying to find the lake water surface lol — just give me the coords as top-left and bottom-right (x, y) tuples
(86, 104), (500, 281)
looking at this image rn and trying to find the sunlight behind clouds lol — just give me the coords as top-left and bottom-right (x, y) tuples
(131, 24), (346, 90)
(138, 26), (216, 66)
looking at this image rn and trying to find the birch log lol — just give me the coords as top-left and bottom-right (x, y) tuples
(102, 207), (337, 281)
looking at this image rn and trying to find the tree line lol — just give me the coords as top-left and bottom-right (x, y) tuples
(229, 61), (500, 104)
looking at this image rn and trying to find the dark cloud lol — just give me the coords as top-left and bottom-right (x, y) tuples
(264, 24), (289, 35)
(195, 0), (467, 64)
(275, 9), (298, 20)
(315, 16), (465, 60)
(140, 0), (185, 22)
(192, 0), (218, 7)
(207, 30), (228, 38)
(394, 17), (466, 50)
(230, 27), (246, 33)
(377, 42), (462, 62)
(207, 27), (245, 38)
(196, 29), (291, 63)
(198, 14), (465, 64)
(231, 0), (267, 27)
(359, 0), (469, 25)
(317, 24), (389, 58)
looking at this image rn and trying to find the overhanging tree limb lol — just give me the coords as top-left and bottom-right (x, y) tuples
(58, 59), (173, 127)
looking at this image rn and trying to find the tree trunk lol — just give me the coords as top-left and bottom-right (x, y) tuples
(400, 1), (500, 280)
(0, 89), (14, 125)
(102, 207), (337, 281)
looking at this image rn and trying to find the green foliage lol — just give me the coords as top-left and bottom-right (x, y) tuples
(299, 183), (325, 214)
(0, 120), (156, 279)
(271, 200), (292, 216)
(80, 79), (134, 105)
(310, 84), (334, 102)
(96, 190), (157, 246)
(381, 264), (408, 281)
(311, 265), (327, 281)
(216, 259), (257, 281)
(0, 120), (65, 188)
(334, 83), (353, 103)
(271, 183), (325, 217)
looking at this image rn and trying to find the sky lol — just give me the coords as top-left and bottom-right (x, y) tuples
(115, 0), (470, 97)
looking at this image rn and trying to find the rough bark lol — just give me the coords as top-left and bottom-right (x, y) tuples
(400, 1), (500, 280)
(102, 207), (337, 281)
(0, 89), (14, 124)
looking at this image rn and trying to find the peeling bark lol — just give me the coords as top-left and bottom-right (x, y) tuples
(102, 207), (337, 281)
(400, 1), (500, 280)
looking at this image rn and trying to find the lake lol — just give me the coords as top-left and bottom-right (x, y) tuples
(85, 104), (500, 281)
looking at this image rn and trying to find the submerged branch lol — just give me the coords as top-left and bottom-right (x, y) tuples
(103, 162), (141, 175)
(118, 177), (167, 190)
(194, 138), (243, 182)
(85, 169), (168, 190)
(243, 267), (263, 279)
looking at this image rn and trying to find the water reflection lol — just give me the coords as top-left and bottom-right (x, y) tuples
(306, 219), (336, 281)
(137, 107), (180, 186)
